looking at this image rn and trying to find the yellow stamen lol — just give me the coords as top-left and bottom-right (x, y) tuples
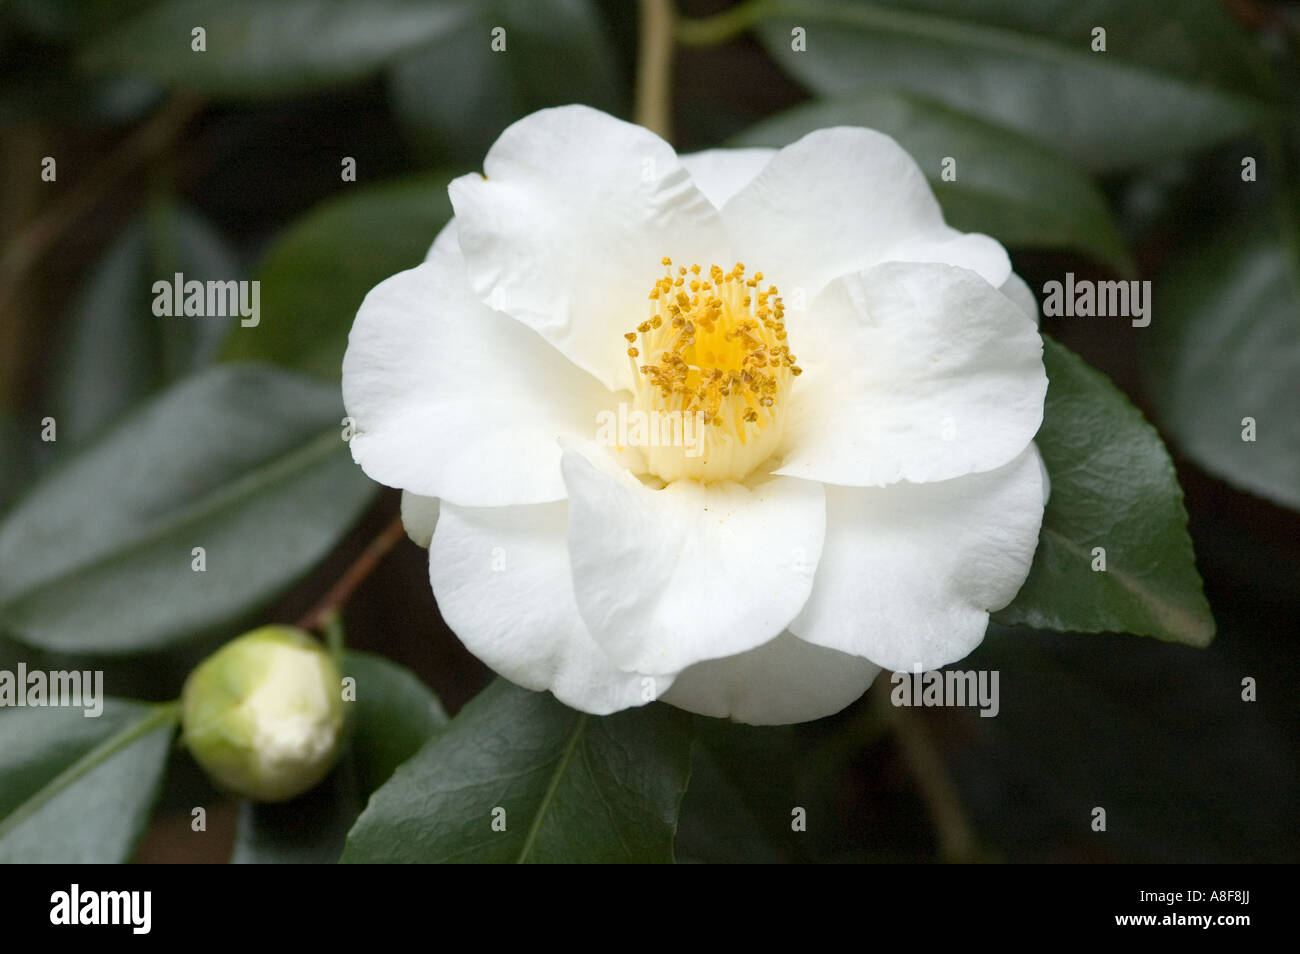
(624, 259), (798, 482)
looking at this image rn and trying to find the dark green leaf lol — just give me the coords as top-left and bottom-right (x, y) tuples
(0, 414), (34, 512)
(147, 199), (245, 375)
(230, 650), (446, 862)
(80, 0), (478, 97)
(230, 764), (362, 864)
(0, 699), (175, 862)
(0, 364), (377, 654)
(342, 681), (694, 863)
(52, 201), (240, 446)
(750, 0), (1268, 171)
(674, 739), (786, 863)
(52, 222), (157, 444)
(387, 0), (624, 164)
(1143, 222), (1300, 511)
(220, 174), (454, 380)
(343, 649), (448, 795)
(957, 624), (1299, 862)
(993, 337), (1214, 644)
(730, 90), (1133, 273)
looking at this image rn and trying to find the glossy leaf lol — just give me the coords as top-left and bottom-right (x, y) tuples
(80, 0), (479, 96)
(221, 174), (455, 380)
(751, 0), (1268, 171)
(0, 364), (376, 654)
(957, 625), (1298, 862)
(1144, 222), (1300, 511)
(230, 650), (446, 862)
(229, 765), (362, 864)
(0, 699), (176, 862)
(387, 0), (624, 164)
(342, 681), (693, 863)
(52, 201), (241, 446)
(994, 337), (1215, 644)
(343, 650), (449, 795)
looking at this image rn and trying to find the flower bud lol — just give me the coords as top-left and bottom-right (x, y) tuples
(181, 626), (344, 802)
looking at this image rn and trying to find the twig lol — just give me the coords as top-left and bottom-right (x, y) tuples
(321, 610), (347, 661)
(635, 0), (676, 140)
(873, 680), (977, 862)
(296, 515), (406, 632)
(675, 0), (774, 47)
(0, 94), (204, 315)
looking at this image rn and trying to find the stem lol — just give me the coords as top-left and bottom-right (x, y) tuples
(0, 701), (181, 844)
(873, 683), (976, 863)
(635, 0), (676, 140)
(297, 515), (406, 632)
(675, 0), (776, 47)
(0, 94), (203, 316)
(321, 610), (347, 661)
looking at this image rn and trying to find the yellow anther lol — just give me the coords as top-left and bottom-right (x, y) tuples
(622, 258), (799, 482)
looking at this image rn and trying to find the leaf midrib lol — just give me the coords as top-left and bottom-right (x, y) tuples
(1037, 524), (1211, 644)
(0, 425), (346, 611)
(515, 713), (588, 864)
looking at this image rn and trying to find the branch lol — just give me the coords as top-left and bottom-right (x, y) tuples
(675, 0), (774, 47)
(874, 681), (977, 862)
(296, 515), (407, 632)
(635, 0), (676, 140)
(0, 94), (204, 315)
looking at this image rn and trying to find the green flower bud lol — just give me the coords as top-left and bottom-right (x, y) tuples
(181, 626), (344, 802)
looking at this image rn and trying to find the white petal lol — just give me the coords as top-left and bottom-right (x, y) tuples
(448, 105), (731, 393)
(661, 631), (880, 725)
(720, 127), (1009, 297)
(430, 500), (668, 715)
(342, 221), (613, 506)
(678, 147), (775, 208)
(789, 445), (1047, 673)
(882, 229), (1010, 288)
(776, 261), (1047, 487)
(561, 441), (825, 676)
(400, 491), (440, 548)
(1000, 271), (1040, 324)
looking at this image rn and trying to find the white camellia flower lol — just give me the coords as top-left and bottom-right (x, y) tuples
(342, 105), (1048, 725)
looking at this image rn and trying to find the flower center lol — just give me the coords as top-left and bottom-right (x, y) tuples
(625, 258), (800, 483)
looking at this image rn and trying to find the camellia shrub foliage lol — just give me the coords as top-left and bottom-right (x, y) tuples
(0, 0), (1296, 864)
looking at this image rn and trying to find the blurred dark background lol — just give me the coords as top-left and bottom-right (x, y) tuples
(1, 0), (1297, 862)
